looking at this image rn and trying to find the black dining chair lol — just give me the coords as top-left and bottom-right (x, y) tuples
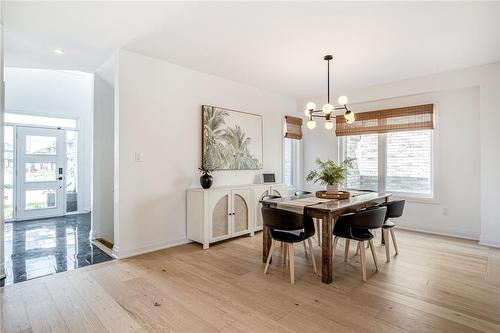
(294, 190), (312, 196)
(262, 194), (311, 256)
(332, 206), (387, 281)
(294, 190), (323, 247)
(377, 200), (405, 262)
(262, 206), (317, 284)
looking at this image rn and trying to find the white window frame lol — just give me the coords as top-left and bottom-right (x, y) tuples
(339, 130), (437, 202)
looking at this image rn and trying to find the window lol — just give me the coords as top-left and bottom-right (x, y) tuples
(340, 129), (433, 198)
(343, 134), (378, 191)
(283, 138), (299, 187)
(386, 130), (432, 195)
(5, 113), (78, 129)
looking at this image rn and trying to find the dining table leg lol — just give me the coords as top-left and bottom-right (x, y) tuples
(263, 225), (272, 263)
(321, 212), (334, 284)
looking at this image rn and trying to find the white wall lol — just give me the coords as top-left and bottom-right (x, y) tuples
(1, 0), (6, 282)
(4, 68), (93, 213)
(299, 62), (500, 245)
(114, 49), (295, 257)
(92, 57), (115, 243)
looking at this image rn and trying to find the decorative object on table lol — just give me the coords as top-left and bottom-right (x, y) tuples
(199, 156), (216, 189)
(315, 190), (350, 200)
(202, 105), (263, 170)
(306, 158), (355, 196)
(303, 55), (355, 130)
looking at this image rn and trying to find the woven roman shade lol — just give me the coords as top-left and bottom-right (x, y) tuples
(284, 116), (303, 139)
(335, 104), (434, 137)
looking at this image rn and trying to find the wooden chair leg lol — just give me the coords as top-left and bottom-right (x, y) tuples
(308, 238), (317, 274)
(359, 241), (367, 282)
(332, 236), (339, 256)
(383, 228), (390, 262)
(289, 244), (295, 284)
(281, 242), (285, 270)
(264, 240), (275, 274)
(344, 239), (350, 262)
(390, 229), (399, 255)
(284, 243), (290, 272)
(303, 241), (308, 256)
(368, 239), (379, 271)
(315, 219), (321, 246)
(355, 242), (360, 256)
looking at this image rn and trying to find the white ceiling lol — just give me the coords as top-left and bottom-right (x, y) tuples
(4, 1), (500, 98)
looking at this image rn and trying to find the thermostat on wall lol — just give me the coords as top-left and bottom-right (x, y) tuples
(262, 173), (276, 183)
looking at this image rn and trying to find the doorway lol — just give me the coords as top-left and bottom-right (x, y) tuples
(4, 112), (81, 222)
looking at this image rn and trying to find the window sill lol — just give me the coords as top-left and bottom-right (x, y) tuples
(390, 193), (439, 205)
(342, 188), (439, 205)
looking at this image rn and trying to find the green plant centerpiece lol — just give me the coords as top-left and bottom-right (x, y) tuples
(306, 158), (355, 194)
(199, 156), (217, 189)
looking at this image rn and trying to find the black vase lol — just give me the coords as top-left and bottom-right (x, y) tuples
(200, 173), (213, 189)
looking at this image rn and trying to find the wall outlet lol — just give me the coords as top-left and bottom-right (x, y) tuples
(442, 207), (449, 216)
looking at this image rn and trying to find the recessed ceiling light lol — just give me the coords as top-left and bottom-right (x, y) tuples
(53, 49), (65, 55)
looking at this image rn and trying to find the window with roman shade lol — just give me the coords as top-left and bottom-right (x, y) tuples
(283, 116), (302, 188)
(339, 104), (435, 198)
(336, 104), (434, 137)
(284, 116), (303, 140)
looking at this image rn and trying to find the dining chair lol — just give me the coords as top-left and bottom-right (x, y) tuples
(262, 206), (317, 284)
(294, 190), (322, 247)
(332, 206), (387, 281)
(377, 200), (405, 262)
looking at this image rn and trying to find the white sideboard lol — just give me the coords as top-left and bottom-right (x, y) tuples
(187, 183), (289, 249)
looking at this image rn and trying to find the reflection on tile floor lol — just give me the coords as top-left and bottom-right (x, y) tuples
(2, 213), (113, 286)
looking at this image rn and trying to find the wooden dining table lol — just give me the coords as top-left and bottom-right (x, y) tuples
(261, 191), (391, 284)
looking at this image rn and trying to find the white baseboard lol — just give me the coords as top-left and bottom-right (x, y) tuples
(479, 235), (500, 249)
(113, 238), (191, 259)
(396, 225), (480, 241)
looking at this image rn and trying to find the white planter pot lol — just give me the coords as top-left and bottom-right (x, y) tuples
(326, 184), (339, 194)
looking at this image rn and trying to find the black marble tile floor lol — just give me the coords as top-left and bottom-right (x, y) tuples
(2, 213), (113, 286)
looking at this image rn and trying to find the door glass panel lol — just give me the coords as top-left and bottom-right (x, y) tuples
(26, 135), (57, 155)
(25, 190), (56, 210)
(25, 163), (57, 182)
(212, 195), (229, 238)
(4, 126), (14, 219)
(233, 194), (248, 233)
(66, 130), (78, 212)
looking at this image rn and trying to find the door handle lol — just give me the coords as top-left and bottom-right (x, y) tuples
(59, 168), (63, 175)
(58, 177), (63, 180)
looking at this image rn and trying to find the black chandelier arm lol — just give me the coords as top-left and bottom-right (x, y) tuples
(307, 105), (350, 114)
(310, 114), (338, 119)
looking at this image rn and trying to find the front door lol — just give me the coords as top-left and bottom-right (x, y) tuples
(16, 127), (65, 219)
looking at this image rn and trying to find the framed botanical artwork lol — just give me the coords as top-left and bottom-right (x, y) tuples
(202, 105), (263, 170)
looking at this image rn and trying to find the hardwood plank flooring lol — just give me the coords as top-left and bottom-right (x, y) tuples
(2, 229), (500, 332)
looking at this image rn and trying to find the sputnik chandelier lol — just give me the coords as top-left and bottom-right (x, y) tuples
(304, 55), (355, 129)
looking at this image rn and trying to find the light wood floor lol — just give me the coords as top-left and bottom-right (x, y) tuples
(2, 229), (500, 333)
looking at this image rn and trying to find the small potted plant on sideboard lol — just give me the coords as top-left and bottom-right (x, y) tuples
(199, 156), (216, 189)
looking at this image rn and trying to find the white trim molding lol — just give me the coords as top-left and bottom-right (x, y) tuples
(479, 235), (500, 249)
(112, 238), (191, 259)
